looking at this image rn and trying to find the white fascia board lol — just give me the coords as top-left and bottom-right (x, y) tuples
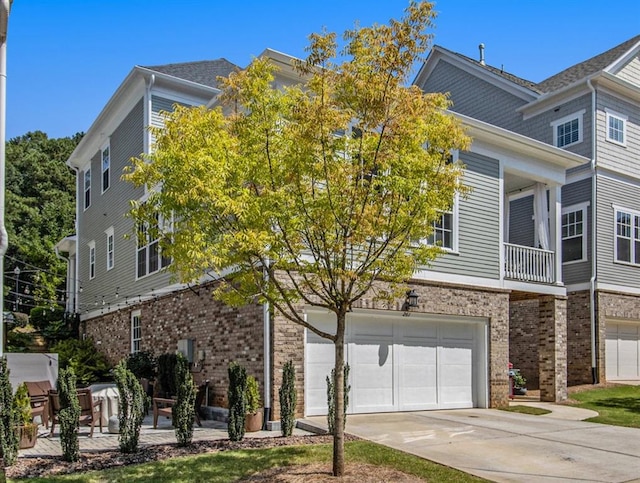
(603, 41), (640, 74)
(595, 72), (640, 103)
(595, 282), (640, 297)
(138, 67), (221, 99)
(413, 46), (539, 102)
(456, 112), (588, 172)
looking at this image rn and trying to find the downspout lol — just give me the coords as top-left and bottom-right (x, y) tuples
(70, 166), (80, 314)
(587, 77), (598, 384)
(144, 74), (155, 155)
(263, 300), (271, 427)
(54, 246), (71, 312)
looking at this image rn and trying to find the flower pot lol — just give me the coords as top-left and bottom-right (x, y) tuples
(245, 410), (263, 432)
(18, 423), (38, 449)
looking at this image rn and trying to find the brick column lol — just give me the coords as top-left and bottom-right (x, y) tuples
(538, 295), (567, 402)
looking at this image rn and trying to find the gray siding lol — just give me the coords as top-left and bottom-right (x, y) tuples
(151, 96), (183, 128)
(615, 54), (640, 85)
(596, 174), (640, 288)
(508, 195), (534, 247)
(562, 178), (592, 285)
(427, 151), (501, 279)
(78, 98), (173, 314)
(419, 60), (528, 131)
(520, 94), (593, 160)
(595, 91), (640, 178)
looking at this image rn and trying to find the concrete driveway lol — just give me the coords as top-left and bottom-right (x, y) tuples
(303, 408), (640, 482)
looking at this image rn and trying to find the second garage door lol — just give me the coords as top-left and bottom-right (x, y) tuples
(606, 321), (640, 381)
(305, 310), (487, 416)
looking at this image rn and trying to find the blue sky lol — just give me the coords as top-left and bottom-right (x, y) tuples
(6, 0), (640, 140)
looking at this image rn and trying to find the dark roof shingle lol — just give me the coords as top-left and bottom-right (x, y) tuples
(142, 59), (239, 89)
(536, 35), (640, 93)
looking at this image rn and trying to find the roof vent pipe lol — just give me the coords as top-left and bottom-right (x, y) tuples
(479, 43), (485, 65)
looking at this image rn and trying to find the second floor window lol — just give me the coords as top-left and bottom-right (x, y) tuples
(106, 227), (114, 271)
(561, 203), (588, 263)
(102, 145), (111, 192)
(551, 110), (584, 149)
(615, 208), (640, 265)
(84, 168), (91, 210)
(136, 213), (171, 278)
(606, 109), (626, 146)
(89, 241), (96, 279)
(428, 212), (454, 250)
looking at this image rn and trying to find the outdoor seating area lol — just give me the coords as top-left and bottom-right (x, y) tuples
(47, 387), (103, 437)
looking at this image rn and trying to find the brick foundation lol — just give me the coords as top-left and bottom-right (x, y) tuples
(538, 295), (567, 402)
(566, 290), (593, 385)
(509, 298), (539, 389)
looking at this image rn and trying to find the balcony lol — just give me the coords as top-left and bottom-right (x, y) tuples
(504, 243), (555, 284)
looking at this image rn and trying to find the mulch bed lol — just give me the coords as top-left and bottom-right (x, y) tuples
(6, 434), (363, 480)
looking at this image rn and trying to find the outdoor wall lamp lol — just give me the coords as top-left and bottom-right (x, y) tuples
(402, 289), (419, 316)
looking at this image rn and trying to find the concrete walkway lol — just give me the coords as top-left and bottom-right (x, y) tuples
(19, 413), (310, 458)
(303, 403), (640, 483)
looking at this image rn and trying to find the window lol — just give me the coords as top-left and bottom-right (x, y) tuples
(131, 311), (141, 353)
(614, 207), (640, 265)
(606, 109), (627, 146)
(428, 212), (453, 249)
(84, 168), (91, 210)
(561, 203), (588, 263)
(136, 212), (171, 278)
(551, 110), (584, 148)
(101, 144), (111, 192)
(106, 227), (114, 271)
(88, 241), (96, 279)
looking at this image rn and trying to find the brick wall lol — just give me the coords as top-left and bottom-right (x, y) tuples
(566, 290), (593, 385)
(83, 282), (264, 408)
(509, 298), (539, 389)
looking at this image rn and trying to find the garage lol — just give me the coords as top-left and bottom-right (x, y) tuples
(305, 310), (488, 416)
(606, 321), (640, 380)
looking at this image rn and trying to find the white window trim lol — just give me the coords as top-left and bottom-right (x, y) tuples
(135, 210), (171, 280)
(131, 310), (141, 353)
(425, 193), (460, 253)
(101, 142), (111, 193)
(105, 226), (114, 271)
(551, 109), (585, 148)
(88, 240), (96, 280)
(83, 168), (91, 211)
(561, 202), (589, 265)
(613, 204), (640, 267)
(605, 108), (627, 147)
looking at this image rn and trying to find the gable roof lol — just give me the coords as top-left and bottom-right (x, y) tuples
(142, 59), (239, 89)
(536, 35), (640, 93)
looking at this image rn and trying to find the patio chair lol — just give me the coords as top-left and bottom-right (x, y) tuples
(152, 384), (206, 429)
(25, 380), (52, 428)
(49, 388), (103, 437)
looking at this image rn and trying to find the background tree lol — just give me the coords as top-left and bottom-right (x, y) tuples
(5, 131), (81, 312)
(126, 1), (470, 475)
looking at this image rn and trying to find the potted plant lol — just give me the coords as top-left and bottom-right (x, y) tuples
(512, 371), (527, 396)
(244, 375), (263, 432)
(14, 382), (38, 449)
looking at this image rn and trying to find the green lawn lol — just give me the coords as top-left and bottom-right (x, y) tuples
(12, 441), (487, 483)
(569, 385), (640, 428)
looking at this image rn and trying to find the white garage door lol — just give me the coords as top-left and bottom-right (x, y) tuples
(305, 311), (487, 416)
(606, 321), (640, 380)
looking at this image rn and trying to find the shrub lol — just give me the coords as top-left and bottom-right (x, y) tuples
(29, 305), (65, 332)
(13, 383), (33, 426)
(58, 367), (80, 462)
(0, 357), (18, 466)
(326, 363), (350, 435)
(279, 360), (297, 437)
(52, 338), (112, 386)
(245, 375), (261, 415)
(114, 361), (147, 453)
(125, 350), (157, 381)
(173, 354), (196, 447)
(227, 362), (247, 442)
(156, 353), (178, 397)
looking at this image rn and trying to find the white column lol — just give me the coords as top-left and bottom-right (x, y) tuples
(549, 185), (562, 285)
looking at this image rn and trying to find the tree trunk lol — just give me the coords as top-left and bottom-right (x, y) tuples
(332, 313), (346, 477)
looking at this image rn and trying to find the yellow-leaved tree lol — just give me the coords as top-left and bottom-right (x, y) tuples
(125, 1), (470, 475)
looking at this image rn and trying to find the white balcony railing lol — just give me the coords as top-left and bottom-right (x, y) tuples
(504, 243), (555, 284)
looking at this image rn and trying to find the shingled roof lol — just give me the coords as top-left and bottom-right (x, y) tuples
(536, 35), (640, 93)
(436, 45), (541, 93)
(142, 58), (239, 89)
